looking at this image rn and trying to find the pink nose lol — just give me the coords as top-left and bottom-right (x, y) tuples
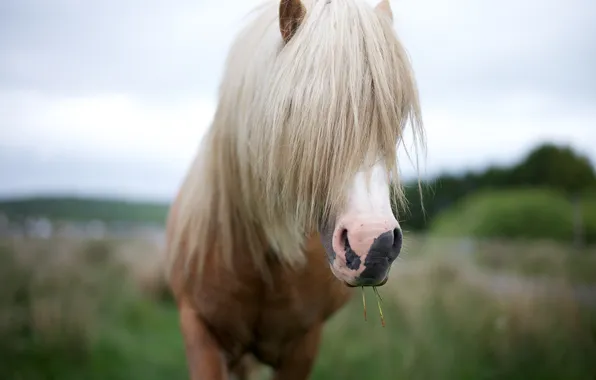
(334, 219), (402, 286)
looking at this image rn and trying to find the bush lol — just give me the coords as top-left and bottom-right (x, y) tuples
(430, 188), (596, 245)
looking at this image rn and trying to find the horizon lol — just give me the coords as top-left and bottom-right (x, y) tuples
(0, 139), (593, 204)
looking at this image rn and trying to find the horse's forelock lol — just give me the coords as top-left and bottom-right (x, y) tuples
(166, 0), (425, 279)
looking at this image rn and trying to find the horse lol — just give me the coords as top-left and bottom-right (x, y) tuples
(165, 0), (425, 378)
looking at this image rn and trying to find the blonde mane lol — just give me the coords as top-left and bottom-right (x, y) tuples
(166, 0), (425, 279)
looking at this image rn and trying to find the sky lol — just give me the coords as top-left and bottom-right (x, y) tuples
(0, 0), (595, 201)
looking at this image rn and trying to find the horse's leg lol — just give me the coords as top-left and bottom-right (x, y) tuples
(179, 299), (229, 380)
(272, 324), (323, 380)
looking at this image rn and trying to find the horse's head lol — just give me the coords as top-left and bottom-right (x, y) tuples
(176, 0), (425, 286)
(272, 0), (423, 288)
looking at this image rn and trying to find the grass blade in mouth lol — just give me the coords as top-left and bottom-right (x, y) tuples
(373, 286), (385, 327)
(361, 286), (367, 321)
(362, 286), (385, 327)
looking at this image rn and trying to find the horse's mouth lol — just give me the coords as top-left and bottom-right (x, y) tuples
(344, 276), (388, 288)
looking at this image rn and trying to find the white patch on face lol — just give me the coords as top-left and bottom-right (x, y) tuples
(344, 161), (396, 220)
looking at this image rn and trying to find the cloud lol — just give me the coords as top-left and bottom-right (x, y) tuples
(414, 91), (596, 176)
(0, 89), (214, 162)
(0, 0), (264, 99)
(399, 0), (596, 112)
(0, 146), (183, 201)
(2, 0), (594, 103)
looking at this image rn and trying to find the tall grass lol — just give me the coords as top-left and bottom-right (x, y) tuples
(313, 251), (596, 379)
(0, 235), (594, 380)
(0, 237), (175, 380)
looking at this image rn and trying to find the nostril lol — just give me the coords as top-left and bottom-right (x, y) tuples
(341, 229), (360, 269)
(392, 228), (403, 251)
(341, 229), (350, 250)
(393, 228), (403, 248)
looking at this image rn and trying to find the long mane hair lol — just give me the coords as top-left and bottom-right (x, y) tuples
(166, 0), (425, 279)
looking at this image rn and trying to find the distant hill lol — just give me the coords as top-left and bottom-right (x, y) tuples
(0, 196), (170, 224)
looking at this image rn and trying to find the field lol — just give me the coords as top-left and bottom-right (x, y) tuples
(1, 234), (595, 380)
(0, 197), (169, 224)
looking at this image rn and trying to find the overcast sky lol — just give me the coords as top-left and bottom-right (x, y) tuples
(0, 0), (594, 201)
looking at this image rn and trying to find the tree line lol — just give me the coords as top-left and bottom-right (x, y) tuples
(401, 142), (596, 232)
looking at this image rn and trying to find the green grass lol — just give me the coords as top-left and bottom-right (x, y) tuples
(0, 238), (186, 380)
(83, 300), (187, 380)
(1, 237), (595, 380)
(312, 260), (596, 380)
(2, 300), (188, 380)
(471, 239), (596, 284)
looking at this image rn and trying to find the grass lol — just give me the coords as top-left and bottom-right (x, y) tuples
(403, 234), (596, 284)
(471, 238), (596, 283)
(1, 235), (595, 380)
(313, 254), (596, 380)
(83, 300), (187, 380)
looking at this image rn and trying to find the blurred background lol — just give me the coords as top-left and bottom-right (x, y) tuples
(1, 0), (595, 379)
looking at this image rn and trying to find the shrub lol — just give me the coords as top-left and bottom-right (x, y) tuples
(430, 188), (596, 245)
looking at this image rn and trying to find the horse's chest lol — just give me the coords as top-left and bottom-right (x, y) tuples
(249, 283), (342, 365)
(259, 284), (328, 332)
(194, 248), (352, 367)
(198, 275), (349, 367)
